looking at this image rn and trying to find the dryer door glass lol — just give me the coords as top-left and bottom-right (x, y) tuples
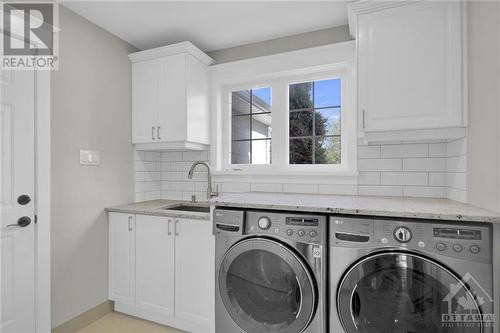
(219, 238), (316, 333)
(337, 251), (483, 333)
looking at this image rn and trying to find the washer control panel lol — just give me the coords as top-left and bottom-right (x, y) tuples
(373, 219), (491, 264)
(246, 211), (326, 245)
(330, 216), (492, 264)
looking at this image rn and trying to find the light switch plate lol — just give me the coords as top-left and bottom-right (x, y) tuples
(80, 150), (100, 166)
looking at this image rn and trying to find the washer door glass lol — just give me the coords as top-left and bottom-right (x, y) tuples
(219, 238), (316, 333)
(337, 251), (483, 333)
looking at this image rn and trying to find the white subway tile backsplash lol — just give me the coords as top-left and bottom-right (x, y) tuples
(283, 184), (318, 194)
(358, 158), (402, 171)
(358, 172), (381, 185)
(446, 138), (467, 157)
(169, 181), (196, 192)
(429, 143), (446, 157)
(161, 191), (183, 200)
(161, 152), (183, 161)
(381, 144), (428, 158)
(403, 186), (446, 198)
(358, 185), (403, 197)
(429, 173), (447, 186)
(447, 172), (467, 190)
(144, 191), (161, 200)
(357, 145), (381, 159)
(317, 184), (358, 195)
(447, 187), (468, 203)
(403, 158), (446, 172)
(251, 183), (284, 193)
(182, 151), (209, 161)
(446, 155), (467, 173)
(221, 182), (251, 193)
(135, 137), (468, 202)
(381, 172), (428, 186)
(194, 181), (210, 192)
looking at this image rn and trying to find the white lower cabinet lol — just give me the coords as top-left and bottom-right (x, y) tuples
(108, 212), (214, 333)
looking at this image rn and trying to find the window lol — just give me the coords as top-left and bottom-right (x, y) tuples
(217, 60), (356, 176)
(289, 79), (341, 165)
(231, 87), (272, 165)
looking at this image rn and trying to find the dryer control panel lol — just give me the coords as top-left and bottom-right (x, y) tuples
(247, 211), (327, 245)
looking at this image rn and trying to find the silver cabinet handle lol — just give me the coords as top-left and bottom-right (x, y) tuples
(175, 219), (179, 236)
(168, 219), (172, 235)
(362, 109), (366, 129)
(128, 216), (133, 231)
(157, 126), (161, 140)
(151, 126), (155, 140)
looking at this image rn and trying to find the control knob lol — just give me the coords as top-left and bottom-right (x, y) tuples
(257, 216), (271, 230)
(393, 226), (412, 243)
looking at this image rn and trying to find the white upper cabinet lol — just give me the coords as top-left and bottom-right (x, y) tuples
(130, 42), (214, 150)
(349, 1), (466, 142)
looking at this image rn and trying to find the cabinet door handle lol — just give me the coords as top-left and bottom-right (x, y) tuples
(151, 126), (155, 140)
(175, 219), (179, 236)
(362, 109), (366, 129)
(167, 219), (172, 235)
(157, 126), (161, 140)
(128, 216), (133, 231)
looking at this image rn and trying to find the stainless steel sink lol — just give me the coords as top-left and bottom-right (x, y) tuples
(163, 204), (210, 213)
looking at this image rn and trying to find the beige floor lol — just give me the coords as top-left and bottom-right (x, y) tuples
(76, 312), (186, 333)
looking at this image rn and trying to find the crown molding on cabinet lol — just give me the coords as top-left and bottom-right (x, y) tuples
(129, 41), (215, 66)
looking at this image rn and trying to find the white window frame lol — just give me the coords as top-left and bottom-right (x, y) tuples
(210, 41), (357, 180)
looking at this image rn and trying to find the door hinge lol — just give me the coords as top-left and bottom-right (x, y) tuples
(34, 214), (38, 224)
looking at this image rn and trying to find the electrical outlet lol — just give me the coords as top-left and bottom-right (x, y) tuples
(80, 150), (100, 166)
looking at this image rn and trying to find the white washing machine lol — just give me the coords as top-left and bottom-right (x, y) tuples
(330, 215), (494, 333)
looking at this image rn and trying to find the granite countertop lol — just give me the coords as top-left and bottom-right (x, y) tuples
(210, 192), (500, 223)
(106, 199), (211, 221)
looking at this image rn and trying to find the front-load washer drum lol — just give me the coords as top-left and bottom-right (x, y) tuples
(337, 251), (483, 333)
(218, 238), (317, 333)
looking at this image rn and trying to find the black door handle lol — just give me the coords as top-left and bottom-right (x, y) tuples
(6, 216), (31, 228)
(17, 194), (31, 205)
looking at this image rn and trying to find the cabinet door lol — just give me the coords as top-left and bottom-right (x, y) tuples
(109, 213), (135, 306)
(358, 1), (462, 132)
(132, 60), (159, 143)
(157, 53), (187, 143)
(174, 218), (214, 330)
(135, 215), (175, 317)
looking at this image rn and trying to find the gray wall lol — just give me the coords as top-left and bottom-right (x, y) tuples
(467, 1), (500, 213)
(207, 25), (351, 64)
(51, 7), (136, 327)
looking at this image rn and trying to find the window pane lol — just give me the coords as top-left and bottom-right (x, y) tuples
(232, 90), (251, 115)
(289, 138), (313, 164)
(315, 107), (341, 136)
(289, 82), (313, 110)
(232, 141), (250, 164)
(288, 77), (342, 165)
(252, 87), (271, 114)
(315, 136), (341, 164)
(252, 139), (271, 164)
(289, 111), (313, 138)
(252, 114), (272, 139)
(314, 78), (341, 108)
(232, 115), (251, 140)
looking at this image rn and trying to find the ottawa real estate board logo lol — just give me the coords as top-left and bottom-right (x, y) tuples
(1, 2), (59, 70)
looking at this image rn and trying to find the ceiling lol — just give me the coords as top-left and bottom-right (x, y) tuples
(61, 1), (348, 52)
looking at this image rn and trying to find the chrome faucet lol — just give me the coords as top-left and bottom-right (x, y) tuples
(187, 161), (219, 199)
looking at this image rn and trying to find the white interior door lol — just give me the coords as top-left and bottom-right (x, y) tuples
(0, 69), (36, 333)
